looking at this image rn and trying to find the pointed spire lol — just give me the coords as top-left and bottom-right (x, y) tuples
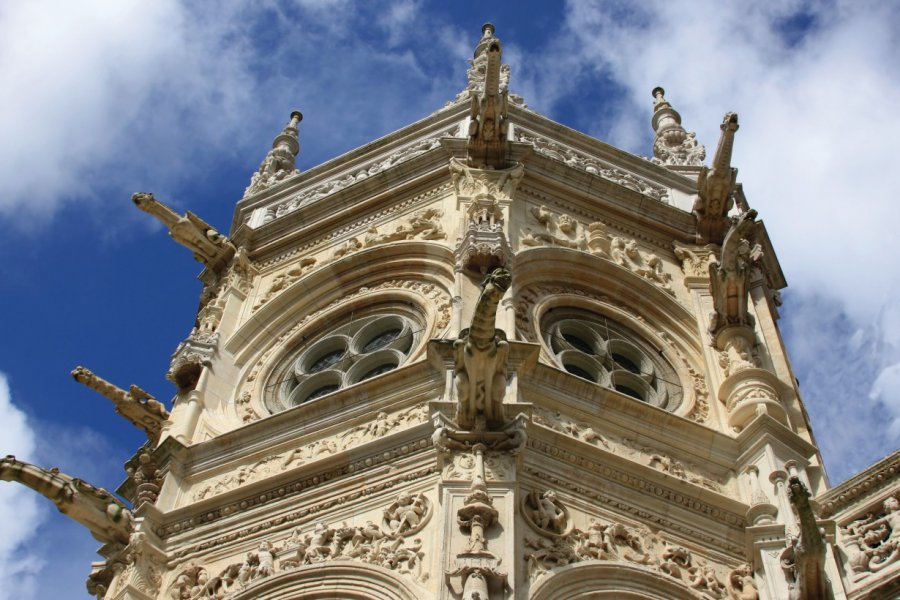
(245, 110), (303, 196)
(650, 87), (705, 167)
(457, 23), (511, 101)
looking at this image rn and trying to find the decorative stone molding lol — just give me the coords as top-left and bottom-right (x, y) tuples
(164, 438), (438, 540)
(264, 134), (450, 224)
(523, 442), (746, 547)
(515, 130), (669, 203)
(90, 531), (166, 600)
(364, 207), (446, 247)
(252, 257), (316, 312)
(194, 404), (430, 501)
(524, 516), (738, 598)
(717, 366), (787, 432)
(818, 450), (900, 518)
(520, 207), (674, 295)
(521, 205), (587, 250)
(838, 495), (900, 582)
(169, 514), (430, 599)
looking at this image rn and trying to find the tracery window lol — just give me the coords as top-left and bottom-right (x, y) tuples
(542, 308), (682, 411)
(265, 314), (418, 413)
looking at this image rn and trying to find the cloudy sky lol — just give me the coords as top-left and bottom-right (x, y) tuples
(1, 1), (898, 597)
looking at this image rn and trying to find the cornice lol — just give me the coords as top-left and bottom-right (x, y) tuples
(816, 448), (900, 519)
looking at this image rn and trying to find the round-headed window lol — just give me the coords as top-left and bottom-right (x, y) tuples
(265, 313), (418, 413)
(542, 309), (682, 410)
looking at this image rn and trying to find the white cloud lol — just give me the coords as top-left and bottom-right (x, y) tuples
(0, 374), (44, 600)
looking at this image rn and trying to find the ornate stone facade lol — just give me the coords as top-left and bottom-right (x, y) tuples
(3, 22), (896, 600)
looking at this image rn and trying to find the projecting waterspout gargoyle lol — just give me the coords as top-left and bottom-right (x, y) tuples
(782, 476), (833, 600)
(694, 112), (739, 244)
(132, 192), (236, 269)
(467, 24), (509, 170)
(454, 267), (512, 430)
(0, 456), (133, 546)
(708, 209), (762, 335)
(72, 366), (169, 444)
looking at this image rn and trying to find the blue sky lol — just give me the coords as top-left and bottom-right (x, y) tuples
(1, 1), (899, 598)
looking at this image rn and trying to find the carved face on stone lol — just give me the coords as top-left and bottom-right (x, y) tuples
(884, 497), (899, 513)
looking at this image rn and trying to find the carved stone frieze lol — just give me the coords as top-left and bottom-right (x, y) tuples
(515, 131), (669, 203)
(193, 405), (429, 501)
(264, 133), (450, 224)
(524, 516), (739, 598)
(531, 406), (723, 492)
(253, 257), (316, 311)
(169, 510), (430, 599)
(364, 207), (447, 247)
(521, 205), (587, 250)
(839, 495), (900, 582)
(520, 207), (674, 295)
(523, 442), (746, 548)
(168, 464), (437, 557)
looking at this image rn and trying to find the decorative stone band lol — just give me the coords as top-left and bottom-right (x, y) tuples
(523, 442), (746, 555)
(160, 435), (434, 542)
(717, 367), (787, 432)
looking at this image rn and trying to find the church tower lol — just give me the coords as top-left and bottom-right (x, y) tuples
(4, 23), (899, 600)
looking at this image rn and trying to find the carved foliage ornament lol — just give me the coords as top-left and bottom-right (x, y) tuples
(520, 206), (674, 295)
(169, 496), (431, 598)
(265, 133), (451, 224)
(525, 517), (754, 598)
(839, 495), (900, 581)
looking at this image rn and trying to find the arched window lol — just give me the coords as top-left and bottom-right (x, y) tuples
(265, 313), (419, 414)
(542, 308), (682, 411)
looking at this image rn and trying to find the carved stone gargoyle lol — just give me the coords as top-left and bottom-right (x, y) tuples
(454, 268), (512, 431)
(782, 476), (833, 600)
(467, 24), (509, 170)
(0, 456), (133, 546)
(694, 112), (739, 244)
(132, 192), (236, 271)
(72, 366), (169, 444)
(708, 209), (762, 336)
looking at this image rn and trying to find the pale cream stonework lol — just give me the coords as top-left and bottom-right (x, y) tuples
(2, 22), (898, 600)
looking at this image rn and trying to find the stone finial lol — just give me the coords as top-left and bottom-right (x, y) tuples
(245, 110), (303, 196)
(458, 24), (511, 106)
(650, 87), (705, 167)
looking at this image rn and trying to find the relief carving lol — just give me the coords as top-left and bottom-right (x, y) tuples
(523, 490), (570, 536)
(839, 495), (900, 581)
(364, 207), (446, 247)
(194, 405), (429, 501)
(253, 257), (317, 311)
(709, 209), (762, 336)
(382, 491), (431, 537)
(521, 205), (587, 250)
(525, 518), (738, 597)
(673, 242), (716, 280)
(265, 134), (448, 223)
(516, 131), (669, 202)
